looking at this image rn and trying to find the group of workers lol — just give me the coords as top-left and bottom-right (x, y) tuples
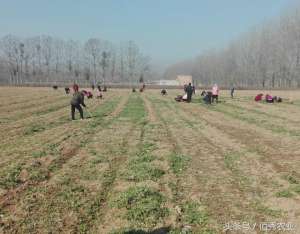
(64, 83), (107, 120)
(174, 83), (222, 104)
(255, 93), (282, 103)
(172, 83), (284, 105)
(174, 83), (195, 102)
(132, 83), (146, 93)
(65, 81), (285, 120)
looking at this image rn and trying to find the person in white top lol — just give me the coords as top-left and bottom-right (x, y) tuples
(212, 84), (219, 103)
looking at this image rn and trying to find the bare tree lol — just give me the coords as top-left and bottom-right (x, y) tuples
(84, 38), (102, 85)
(165, 5), (300, 88)
(0, 35), (151, 85)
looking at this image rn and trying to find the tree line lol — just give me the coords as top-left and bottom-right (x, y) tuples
(164, 6), (300, 88)
(0, 35), (151, 85)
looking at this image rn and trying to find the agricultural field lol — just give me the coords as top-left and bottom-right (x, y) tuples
(0, 87), (300, 234)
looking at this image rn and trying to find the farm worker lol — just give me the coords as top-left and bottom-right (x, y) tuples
(255, 93), (263, 102)
(161, 89), (167, 95)
(203, 91), (212, 104)
(184, 84), (188, 93)
(186, 83), (193, 103)
(70, 85), (86, 120)
(192, 85), (196, 94)
(230, 87), (235, 98)
(265, 94), (274, 103)
(96, 89), (103, 99)
(65, 87), (70, 94)
(212, 84), (219, 103)
(72, 83), (79, 93)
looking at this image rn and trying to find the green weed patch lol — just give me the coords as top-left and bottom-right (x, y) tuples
(124, 162), (165, 182)
(182, 201), (209, 226)
(0, 164), (23, 189)
(112, 186), (168, 227)
(169, 153), (190, 174)
(120, 95), (146, 123)
(275, 189), (294, 198)
(24, 124), (46, 135)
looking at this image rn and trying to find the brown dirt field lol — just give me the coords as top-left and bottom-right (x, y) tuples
(0, 87), (299, 234)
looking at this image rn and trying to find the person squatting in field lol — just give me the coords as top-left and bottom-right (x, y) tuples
(65, 87), (70, 94)
(70, 84), (86, 120)
(81, 90), (93, 99)
(266, 94), (282, 103)
(202, 91), (213, 104)
(175, 83), (193, 102)
(161, 89), (167, 95)
(255, 93), (263, 101)
(255, 93), (282, 103)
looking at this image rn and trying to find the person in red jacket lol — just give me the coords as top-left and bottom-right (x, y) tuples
(255, 93), (263, 102)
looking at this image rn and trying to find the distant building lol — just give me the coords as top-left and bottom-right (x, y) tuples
(153, 80), (179, 86)
(176, 75), (193, 86)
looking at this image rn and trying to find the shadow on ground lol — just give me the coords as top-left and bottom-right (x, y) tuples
(117, 227), (171, 234)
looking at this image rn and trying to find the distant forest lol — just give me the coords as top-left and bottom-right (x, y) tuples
(164, 6), (300, 88)
(0, 36), (151, 85)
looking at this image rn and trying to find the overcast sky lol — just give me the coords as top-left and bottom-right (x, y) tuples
(0, 0), (297, 70)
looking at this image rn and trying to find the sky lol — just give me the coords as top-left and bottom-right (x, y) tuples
(0, 0), (298, 70)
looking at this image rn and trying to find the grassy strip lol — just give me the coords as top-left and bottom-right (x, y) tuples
(5, 98), (69, 121)
(0, 96), (121, 190)
(76, 94), (151, 231)
(119, 94), (146, 123)
(111, 186), (169, 228)
(123, 161), (165, 182)
(110, 95), (171, 229)
(46, 97), (121, 172)
(224, 152), (251, 189)
(0, 95), (127, 233)
(150, 96), (217, 233)
(223, 101), (299, 124)
(202, 102), (300, 137)
(123, 140), (164, 182)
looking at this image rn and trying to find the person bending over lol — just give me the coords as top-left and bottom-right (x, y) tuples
(70, 85), (86, 120)
(161, 89), (167, 95)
